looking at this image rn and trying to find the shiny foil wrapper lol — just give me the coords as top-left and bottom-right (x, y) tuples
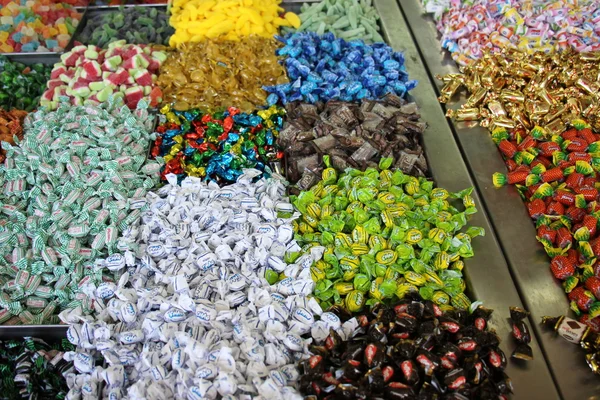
(439, 49), (600, 134)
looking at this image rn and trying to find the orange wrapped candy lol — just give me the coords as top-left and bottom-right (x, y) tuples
(0, 108), (27, 162)
(157, 36), (288, 112)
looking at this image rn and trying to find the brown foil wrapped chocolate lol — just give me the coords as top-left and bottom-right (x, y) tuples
(438, 49), (600, 135)
(280, 94), (428, 189)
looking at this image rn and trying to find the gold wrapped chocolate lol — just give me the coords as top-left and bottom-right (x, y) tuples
(438, 49), (600, 133)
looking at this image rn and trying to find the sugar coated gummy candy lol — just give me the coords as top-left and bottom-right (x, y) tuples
(168, 0), (301, 46)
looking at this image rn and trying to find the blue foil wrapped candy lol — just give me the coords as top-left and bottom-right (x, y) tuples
(264, 32), (417, 105)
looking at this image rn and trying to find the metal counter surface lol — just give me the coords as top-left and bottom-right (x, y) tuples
(376, 0), (559, 398)
(398, 0), (600, 398)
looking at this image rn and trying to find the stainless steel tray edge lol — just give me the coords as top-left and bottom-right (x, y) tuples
(378, 0), (559, 398)
(397, 0), (600, 398)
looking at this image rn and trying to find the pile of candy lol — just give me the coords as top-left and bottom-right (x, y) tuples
(301, 298), (513, 399)
(157, 37), (287, 112)
(439, 50), (600, 134)
(288, 0), (383, 43)
(151, 104), (285, 184)
(0, 108), (27, 163)
(431, 0), (600, 65)
(265, 32), (417, 104)
(291, 158), (482, 312)
(0, 337), (74, 398)
(0, 56), (51, 111)
(491, 120), (600, 330)
(0, 0), (81, 53)
(0, 98), (161, 324)
(280, 94), (427, 188)
(62, 172), (317, 399)
(77, 6), (173, 48)
(168, 0), (300, 47)
(41, 42), (166, 110)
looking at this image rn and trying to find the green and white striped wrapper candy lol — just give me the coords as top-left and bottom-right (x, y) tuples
(0, 96), (163, 324)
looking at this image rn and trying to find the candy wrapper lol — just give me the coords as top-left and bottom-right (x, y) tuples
(490, 119), (600, 332)
(0, 336), (74, 398)
(152, 104), (284, 185)
(542, 315), (600, 375)
(0, 108), (27, 163)
(291, 157), (483, 312)
(264, 32), (417, 105)
(0, 0), (81, 53)
(301, 297), (512, 399)
(156, 36), (288, 113)
(435, 0), (600, 65)
(286, 0), (383, 43)
(78, 6), (174, 48)
(509, 306), (533, 361)
(168, 0), (300, 46)
(439, 50), (600, 134)
(0, 97), (161, 324)
(280, 94), (427, 188)
(0, 56), (52, 112)
(41, 42), (166, 110)
(62, 170), (319, 399)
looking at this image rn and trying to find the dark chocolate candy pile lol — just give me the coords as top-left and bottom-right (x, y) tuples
(0, 337), (73, 399)
(280, 94), (428, 189)
(299, 297), (512, 400)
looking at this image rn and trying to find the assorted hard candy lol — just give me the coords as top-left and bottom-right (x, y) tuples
(300, 297), (512, 399)
(264, 32), (417, 105)
(0, 98), (161, 325)
(291, 157), (482, 312)
(491, 120), (600, 331)
(0, 337), (74, 398)
(152, 104), (285, 185)
(77, 6), (173, 48)
(287, 0), (383, 43)
(434, 0), (600, 65)
(0, 0), (81, 53)
(41, 42), (166, 110)
(168, 0), (300, 47)
(280, 94), (427, 189)
(156, 36), (288, 113)
(0, 56), (52, 111)
(61, 171), (319, 399)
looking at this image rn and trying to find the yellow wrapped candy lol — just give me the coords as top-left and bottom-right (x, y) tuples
(169, 0), (301, 46)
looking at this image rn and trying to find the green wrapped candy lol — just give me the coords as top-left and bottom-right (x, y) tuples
(291, 157), (483, 312)
(0, 56), (51, 112)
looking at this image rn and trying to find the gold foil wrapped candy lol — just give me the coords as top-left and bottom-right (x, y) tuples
(439, 49), (600, 135)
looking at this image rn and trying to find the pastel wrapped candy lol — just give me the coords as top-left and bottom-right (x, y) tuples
(168, 0), (300, 46)
(433, 0), (600, 65)
(287, 0), (383, 43)
(78, 6), (173, 48)
(0, 0), (81, 53)
(62, 171), (320, 399)
(152, 104), (285, 185)
(291, 157), (483, 312)
(0, 97), (161, 324)
(41, 42), (166, 110)
(264, 32), (417, 105)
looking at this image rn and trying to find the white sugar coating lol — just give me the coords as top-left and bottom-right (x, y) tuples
(62, 170), (323, 400)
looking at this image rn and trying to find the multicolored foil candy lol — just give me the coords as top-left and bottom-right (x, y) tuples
(152, 104), (285, 184)
(291, 157), (483, 312)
